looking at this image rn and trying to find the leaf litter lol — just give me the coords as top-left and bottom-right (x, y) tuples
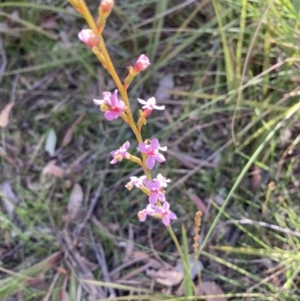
(67, 183), (84, 220)
(0, 102), (14, 128)
(0, 181), (19, 220)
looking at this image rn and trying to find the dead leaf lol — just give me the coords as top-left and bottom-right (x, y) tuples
(62, 114), (85, 147)
(0, 102), (14, 128)
(213, 194), (225, 206)
(67, 183), (83, 220)
(45, 129), (57, 156)
(146, 268), (184, 286)
(25, 275), (46, 290)
(200, 281), (227, 301)
(124, 224), (134, 261)
(66, 151), (91, 174)
(107, 222), (119, 232)
(251, 165), (261, 192)
(0, 181), (19, 219)
(131, 251), (161, 269)
(280, 128), (292, 146)
(154, 74), (174, 101)
(176, 256), (203, 279)
(42, 160), (64, 178)
(26, 176), (54, 191)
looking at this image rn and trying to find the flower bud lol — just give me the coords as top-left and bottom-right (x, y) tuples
(78, 29), (100, 48)
(125, 182), (133, 190)
(100, 0), (114, 14)
(133, 54), (150, 73)
(137, 115), (147, 132)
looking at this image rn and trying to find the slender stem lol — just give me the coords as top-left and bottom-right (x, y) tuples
(167, 226), (185, 261)
(78, 0), (98, 33)
(167, 226), (197, 293)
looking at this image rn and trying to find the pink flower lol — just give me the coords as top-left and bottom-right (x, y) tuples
(93, 90), (125, 121)
(78, 29), (99, 48)
(145, 179), (165, 205)
(133, 54), (150, 72)
(110, 141), (130, 164)
(100, 0), (114, 13)
(154, 202), (177, 226)
(138, 97), (165, 111)
(138, 138), (167, 169)
(138, 204), (154, 222)
(156, 173), (171, 187)
(125, 175), (147, 190)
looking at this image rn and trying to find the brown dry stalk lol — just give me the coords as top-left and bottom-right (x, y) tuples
(193, 210), (202, 254)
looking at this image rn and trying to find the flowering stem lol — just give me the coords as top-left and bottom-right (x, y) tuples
(77, 0), (98, 33)
(74, 1), (151, 178)
(97, 36), (151, 178)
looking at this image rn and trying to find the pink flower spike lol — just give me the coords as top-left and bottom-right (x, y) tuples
(125, 175), (147, 190)
(138, 97), (165, 111)
(133, 54), (150, 72)
(138, 138), (167, 169)
(155, 202), (177, 226)
(78, 29), (99, 48)
(93, 90), (125, 121)
(145, 179), (165, 205)
(156, 173), (171, 187)
(138, 204), (154, 222)
(110, 141), (130, 164)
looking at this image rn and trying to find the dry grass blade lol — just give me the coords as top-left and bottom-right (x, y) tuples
(0, 252), (63, 298)
(59, 232), (105, 299)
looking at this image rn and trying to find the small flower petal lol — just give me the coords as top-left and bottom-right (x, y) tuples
(156, 174), (171, 187)
(149, 194), (157, 205)
(110, 158), (118, 164)
(137, 98), (147, 105)
(104, 111), (119, 120)
(158, 145), (167, 151)
(137, 142), (147, 153)
(162, 215), (171, 226)
(168, 212), (177, 220)
(154, 153), (166, 163)
(146, 156), (155, 169)
(150, 138), (159, 149)
(157, 191), (166, 203)
(93, 99), (105, 105)
(155, 202), (177, 226)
